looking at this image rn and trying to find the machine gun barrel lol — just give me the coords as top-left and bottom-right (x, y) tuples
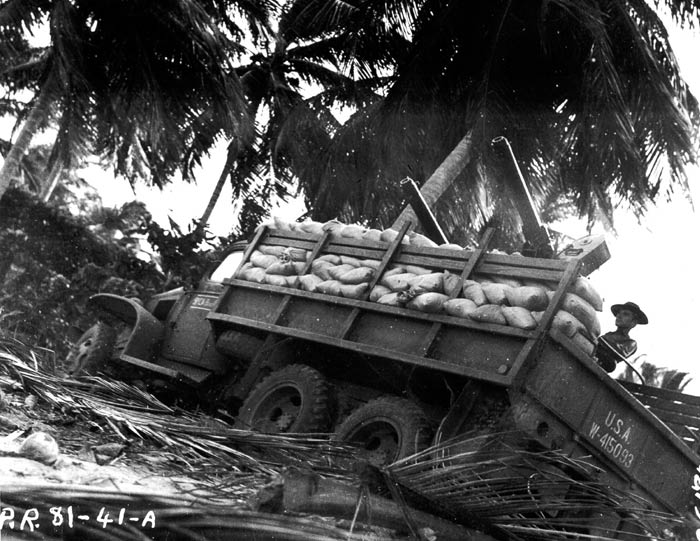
(399, 177), (449, 245)
(491, 136), (553, 258)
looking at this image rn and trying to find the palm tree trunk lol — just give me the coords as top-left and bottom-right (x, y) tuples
(392, 130), (474, 230)
(193, 142), (239, 239)
(0, 81), (54, 203)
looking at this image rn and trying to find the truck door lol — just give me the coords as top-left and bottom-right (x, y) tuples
(161, 289), (228, 373)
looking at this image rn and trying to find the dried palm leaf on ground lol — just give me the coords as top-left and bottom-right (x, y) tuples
(0, 335), (353, 487)
(0, 482), (386, 541)
(385, 430), (682, 540)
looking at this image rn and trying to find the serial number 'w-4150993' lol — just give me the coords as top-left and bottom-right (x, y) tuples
(588, 410), (635, 469)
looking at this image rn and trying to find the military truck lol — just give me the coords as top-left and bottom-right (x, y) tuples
(68, 139), (700, 536)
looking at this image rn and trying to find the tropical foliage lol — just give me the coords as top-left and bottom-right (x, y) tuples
(308, 0), (700, 246)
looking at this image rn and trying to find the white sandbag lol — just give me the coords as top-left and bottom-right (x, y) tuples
(501, 306), (538, 330)
(439, 243), (465, 251)
(339, 255), (362, 267)
(340, 224), (367, 239)
(409, 233), (439, 248)
(240, 267), (267, 283)
(362, 228), (383, 242)
(370, 285), (392, 302)
(339, 266), (375, 285)
(250, 251), (279, 269)
(316, 254), (342, 265)
(409, 272), (445, 294)
(377, 292), (406, 306)
(469, 304), (507, 325)
(297, 220), (325, 235)
(316, 280), (343, 296)
(380, 229), (409, 244)
(360, 259), (382, 270)
(443, 272), (462, 298)
(311, 259), (335, 280)
(506, 286), (549, 311)
(265, 260), (298, 276)
(463, 281), (487, 306)
(380, 272), (418, 292)
(561, 293), (601, 337)
(481, 283), (513, 305)
(339, 282), (370, 299)
(571, 276), (603, 312)
(404, 264), (433, 275)
(444, 298), (478, 318)
(299, 274), (324, 292)
(406, 292), (449, 313)
(328, 264), (358, 281)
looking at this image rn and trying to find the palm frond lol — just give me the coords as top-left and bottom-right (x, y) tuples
(385, 430), (683, 540)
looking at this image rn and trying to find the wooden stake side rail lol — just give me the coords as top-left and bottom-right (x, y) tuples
(262, 230), (567, 282)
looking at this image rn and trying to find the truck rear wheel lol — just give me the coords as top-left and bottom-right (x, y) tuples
(335, 397), (432, 467)
(237, 364), (332, 433)
(66, 323), (116, 375)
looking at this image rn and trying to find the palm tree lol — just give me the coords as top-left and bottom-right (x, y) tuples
(193, 0), (407, 237)
(309, 0), (699, 245)
(0, 0), (263, 203)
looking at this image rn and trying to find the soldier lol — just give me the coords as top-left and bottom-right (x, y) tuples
(596, 301), (648, 373)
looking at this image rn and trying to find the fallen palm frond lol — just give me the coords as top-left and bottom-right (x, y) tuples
(385, 430), (682, 540)
(0, 481), (380, 541)
(0, 335), (354, 489)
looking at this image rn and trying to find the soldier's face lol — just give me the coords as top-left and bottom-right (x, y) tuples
(615, 309), (637, 330)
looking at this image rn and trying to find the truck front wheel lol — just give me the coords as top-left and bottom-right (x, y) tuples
(237, 364), (333, 433)
(335, 397), (432, 467)
(66, 323), (116, 375)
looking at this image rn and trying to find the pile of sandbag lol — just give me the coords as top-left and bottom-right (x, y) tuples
(262, 217), (466, 250)
(240, 218), (603, 352)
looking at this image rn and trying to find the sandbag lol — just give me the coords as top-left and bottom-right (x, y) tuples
(265, 260), (297, 276)
(407, 292), (449, 313)
(273, 216), (295, 231)
(469, 304), (507, 325)
(264, 274), (289, 287)
(551, 310), (587, 338)
(489, 276), (522, 288)
(463, 281), (487, 306)
(235, 262), (254, 279)
(240, 267), (267, 283)
(297, 220), (325, 236)
(369, 285), (392, 302)
(444, 298), (478, 318)
(377, 292), (406, 306)
(561, 293), (601, 337)
(410, 233), (439, 248)
(384, 266), (407, 277)
(292, 261), (307, 275)
(316, 280), (343, 296)
(409, 273), (444, 294)
(360, 259), (382, 270)
(322, 220), (345, 238)
(311, 259), (335, 280)
(339, 266), (375, 285)
(339, 255), (362, 267)
(443, 272), (462, 297)
(439, 243), (464, 251)
(380, 229), (409, 245)
(250, 251), (279, 269)
(257, 245), (286, 258)
(341, 224), (367, 239)
(380, 272), (417, 292)
(299, 274), (324, 292)
(571, 276), (603, 312)
(501, 306), (538, 330)
(328, 264), (358, 281)
(482, 283), (513, 305)
(362, 229), (383, 243)
(316, 254), (342, 265)
(404, 264), (433, 275)
(283, 247), (308, 262)
(339, 282), (370, 299)
(506, 286), (549, 311)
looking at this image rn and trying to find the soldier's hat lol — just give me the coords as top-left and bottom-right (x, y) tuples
(611, 302), (648, 325)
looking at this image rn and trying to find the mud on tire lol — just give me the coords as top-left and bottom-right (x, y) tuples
(66, 323), (116, 376)
(237, 364), (333, 433)
(335, 396), (432, 467)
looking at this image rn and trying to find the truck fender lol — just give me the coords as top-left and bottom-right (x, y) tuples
(88, 293), (164, 363)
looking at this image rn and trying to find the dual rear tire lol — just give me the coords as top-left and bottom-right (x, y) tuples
(238, 365), (432, 466)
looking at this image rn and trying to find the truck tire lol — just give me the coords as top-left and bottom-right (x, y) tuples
(335, 397), (432, 467)
(66, 323), (116, 375)
(237, 364), (332, 433)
